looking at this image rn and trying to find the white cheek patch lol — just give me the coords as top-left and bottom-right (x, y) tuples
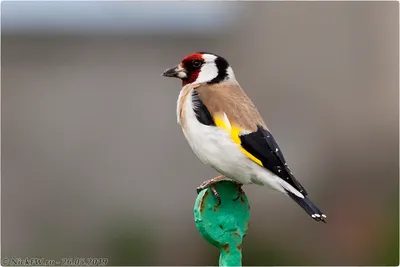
(192, 54), (218, 84)
(195, 63), (218, 84)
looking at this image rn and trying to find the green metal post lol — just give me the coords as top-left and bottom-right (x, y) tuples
(194, 181), (250, 267)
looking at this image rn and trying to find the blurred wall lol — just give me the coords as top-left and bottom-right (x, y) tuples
(2, 2), (398, 266)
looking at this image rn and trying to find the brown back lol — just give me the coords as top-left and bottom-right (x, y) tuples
(195, 81), (267, 132)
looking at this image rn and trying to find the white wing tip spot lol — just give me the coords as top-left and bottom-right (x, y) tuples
(312, 213), (327, 219)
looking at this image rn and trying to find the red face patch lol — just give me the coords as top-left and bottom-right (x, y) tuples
(182, 53), (203, 63)
(180, 53), (205, 86)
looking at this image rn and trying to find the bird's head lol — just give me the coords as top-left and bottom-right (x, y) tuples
(162, 52), (235, 86)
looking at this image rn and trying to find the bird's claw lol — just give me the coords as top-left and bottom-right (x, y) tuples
(196, 177), (243, 206)
(196, 177), (225, 206)
(232, 183), (245, 202)
(196, 180), (211, 193)
(197, 183), (222, 206)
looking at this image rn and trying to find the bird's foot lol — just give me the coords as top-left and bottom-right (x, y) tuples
(232, 183), (245, 202)
(196, 175), (225, 206)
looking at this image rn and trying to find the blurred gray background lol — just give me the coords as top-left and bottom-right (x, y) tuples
(2, 1), (398, 266)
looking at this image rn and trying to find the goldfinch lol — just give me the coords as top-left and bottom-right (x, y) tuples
(162, 52), (326, 223)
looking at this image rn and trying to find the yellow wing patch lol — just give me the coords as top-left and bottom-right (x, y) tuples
(214, 114), (263, 166)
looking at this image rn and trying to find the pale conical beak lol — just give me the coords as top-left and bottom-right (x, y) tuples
(161, 65), (187, 79)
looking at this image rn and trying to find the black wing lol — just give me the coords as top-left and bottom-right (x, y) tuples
(191, 90), (215, 126)
(240, 125), (307, 195)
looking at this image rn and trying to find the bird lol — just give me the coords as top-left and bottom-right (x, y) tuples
(161, 52), (326, 223)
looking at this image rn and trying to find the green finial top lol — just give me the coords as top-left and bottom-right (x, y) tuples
(194, 181), (251, 267)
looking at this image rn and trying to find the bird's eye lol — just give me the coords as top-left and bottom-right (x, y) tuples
(192, 60), (203, 68)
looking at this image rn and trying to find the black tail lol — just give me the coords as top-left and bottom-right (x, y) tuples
(286, 191), (326, 223)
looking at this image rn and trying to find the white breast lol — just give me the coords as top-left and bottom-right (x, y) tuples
(177, 88), (255, 185)
(176, 87), (302, 196)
